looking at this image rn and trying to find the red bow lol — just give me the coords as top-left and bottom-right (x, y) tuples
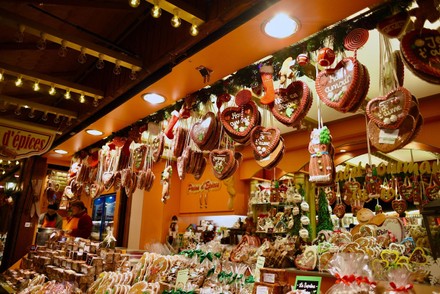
(335, 274), (355, 285)
(390, 282), (413, 291)
(355, 276), (376, 286)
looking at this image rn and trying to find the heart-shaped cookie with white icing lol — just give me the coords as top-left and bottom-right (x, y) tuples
(315, 57), (360, 111)
(209, 149), (236, 180)
(250, 126), (281, 158)
(220, 101), (260, 140)
(366, 87), (412, 129)
(190, 112), (216, 147)
(271, 81), (312, 126)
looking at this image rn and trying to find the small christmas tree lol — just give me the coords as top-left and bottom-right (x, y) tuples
(316, 187), (334, 232)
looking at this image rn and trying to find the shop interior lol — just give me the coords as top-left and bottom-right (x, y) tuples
(0, 0), (440, 293)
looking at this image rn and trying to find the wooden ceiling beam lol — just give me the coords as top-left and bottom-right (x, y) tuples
(0, 0), (134, 10)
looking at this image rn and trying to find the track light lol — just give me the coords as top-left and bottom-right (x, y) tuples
(28, 109), (36, 118)
(49, 85), (56, 95)
(79, 93), (86, 103)
(14, 105), (22, 116)
(64, 89), (71, 99)
(0, 71), (4, 82)
(128, 0), (140, 8)
(33, 81), (40, 91)
(41, 111), (48, 121)
(15, 76), (23, 87)
(151, 0), (161, 18)
(189, 20), (199, 36)
(171, 9), (181, 28)
(54, 114), (60, 124)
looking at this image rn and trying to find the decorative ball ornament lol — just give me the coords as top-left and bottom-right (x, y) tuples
(299, 228), (309, 239)
(293, 206), (300, 215)
(317, 48), (335, 67)
(300, 215), (310, 225)
(300, 199), (310, 212)
(296, 53), (309, 66)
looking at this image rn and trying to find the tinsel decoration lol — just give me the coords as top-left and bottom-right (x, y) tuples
(316, 187), (334, 232)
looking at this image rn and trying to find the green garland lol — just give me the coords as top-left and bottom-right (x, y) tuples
(316, 188), (334, 232)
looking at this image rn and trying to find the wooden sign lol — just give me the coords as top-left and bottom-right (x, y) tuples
(0, 118), (58, 160)
(294, 276), (322, 294)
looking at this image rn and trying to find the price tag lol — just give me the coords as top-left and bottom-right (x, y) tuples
(175, 268), (189, 290)
(255, 286), (269, 294)
(263, 273), (276, 283)
(379, 128), (399, 144)
(294, 276), (322, 294)
(254, 256), (265, 282)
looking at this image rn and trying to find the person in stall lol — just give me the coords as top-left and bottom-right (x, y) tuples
(38, 203), (63, 229)
(64, 200), (93, 239)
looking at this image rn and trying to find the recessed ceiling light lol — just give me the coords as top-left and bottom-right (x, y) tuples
(86, 129), (104, 136)
(340, 149), (347, 153)
(142, 93), (166, 104)
(263, 13), (299, 39)
(54, 149), (68, 155)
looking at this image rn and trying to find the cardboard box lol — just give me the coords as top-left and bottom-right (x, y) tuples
(260, 268), (288, 285)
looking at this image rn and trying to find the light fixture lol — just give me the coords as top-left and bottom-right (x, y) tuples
(33, 81), (40, 91)
(263, 13), (299, 39)
(37, 32), (47, 50)
(113, 60), (121, 75)
(53, 114), (61, 124)
(340, 149), (347, 153)
(14, 105), (22, 116)
(142, 93), (166, 104)
(171, 9), (181, 28)
(58, 40), (68, 57)
(0, 71), (4, 82)
(189, 20), (199, 36)
(86, 129), (104, 136)
(128, 0), (140, 8)
(54, 149), (68, 155)
(15, 76), (23, 87)
(28, 109), (36, 118)
(96, 54), (105, 69)
(15, 161), (19, 165)
(64, 89), (71, 99)
(151, 0), (162, 18)
(41, 111), (48, 121)
(79, 93), (86, 103)
(49, 85), (56, 95)
(78, 47), (87, 64)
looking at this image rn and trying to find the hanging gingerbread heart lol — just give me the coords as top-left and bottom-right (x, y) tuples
(343, 179), (361, 206)
(250, 126), (281, 158)
(190, 112), (217, 148)
(270, 81), (312, 126)
(376, 10), (410, 39)
(380, 177), (395, 203)
(220, 101), (260, 141)
(426, 175), (440, 201)
(325, 186), (336, 206)
(209, 149), (236, 180)
(366, 86), (412, 129)
(399, 176), (414, 202)
(333, 203), (346, 219)
(392, 197), (408, 215)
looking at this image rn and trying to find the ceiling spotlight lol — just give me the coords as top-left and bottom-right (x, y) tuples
(263, 13), (299, 39)
(78, 47), (87, 64)
(189, 20), (199, 36)
(171, 9), (181, 28)
(93, 98), (99, 107)
(15, 76), (23, 87)
(15, 160), (19, 165)
(86, 129), (104, 136)
(142, 93), (166, 104)
(54, 149), (68, 155)
(0, 71), (4, 82)
(28, 109), (36, 118)
(49, 85), (56, 95)
(14, 105), (22, 116)
(128, 0), (140, 8)
(79, 93), (86, 103)
(33, 81), (40, 91)
(37, 32), (47, 50)
(0, 101), (8, 112)
(41, 111), (48, 121)
(54, 114), (61, 124)
(58, 40), (68, 57)
(340, 149), (347, 153)
(151, 0), (161, 18)
(64, 89), (71, 99)
(66, 117), (73, 126)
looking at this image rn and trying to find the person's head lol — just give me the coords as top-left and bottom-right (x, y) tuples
(47, 203), (59, 215)
(70, 200), (86, 216)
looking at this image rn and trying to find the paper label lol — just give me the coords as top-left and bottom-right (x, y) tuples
(263, 272), (276, 283)
(175, 268), (189, 290)
(379, 128), (399, 144)
(256, 286), (269, 294)
(254, 256), (265, 282)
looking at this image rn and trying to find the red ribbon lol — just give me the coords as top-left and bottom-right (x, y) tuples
(335, 274), (356, 285)
(390, 282), (413, 292)
(355, 276), (377, 286)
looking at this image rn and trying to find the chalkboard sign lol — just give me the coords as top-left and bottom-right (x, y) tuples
(294, 276), (321, 294)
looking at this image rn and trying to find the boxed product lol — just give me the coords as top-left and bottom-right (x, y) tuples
(260, 268), (288, 285)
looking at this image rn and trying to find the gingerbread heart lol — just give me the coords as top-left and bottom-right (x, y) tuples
(392, 198), (407, 215)
(235, 89), (253, 106)
(343, 180), (361, 205)
(315, 57), (359, 111)
(366, 87), (412, 129)
(409, 247), (428, 265)
(325, 187), (336, 206)
(220, 101), (259, 139)
(271, 81), (311, 126)
(190, 112), (216, 147)
(381, 249), (400, 265)
(401, 29), (440, 81)
(376, 11), (410, 38)
(333, 203), (346, 219)
(426, 184), (440, 201)
(250, 126), (281, 158)
(209, 149), (235, 180)
(399, 177), (414, 201)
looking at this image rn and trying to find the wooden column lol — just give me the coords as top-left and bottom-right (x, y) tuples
(0, 156), (47, 272)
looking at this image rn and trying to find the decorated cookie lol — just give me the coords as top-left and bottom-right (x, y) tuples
(377, 10), (410, 38)
(190, 112), (217, 147)
(220, 100), (260, 142)
(209, 149), (237, 180)
(250, 126), (281, 158)
(270, 81), (312, 126)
